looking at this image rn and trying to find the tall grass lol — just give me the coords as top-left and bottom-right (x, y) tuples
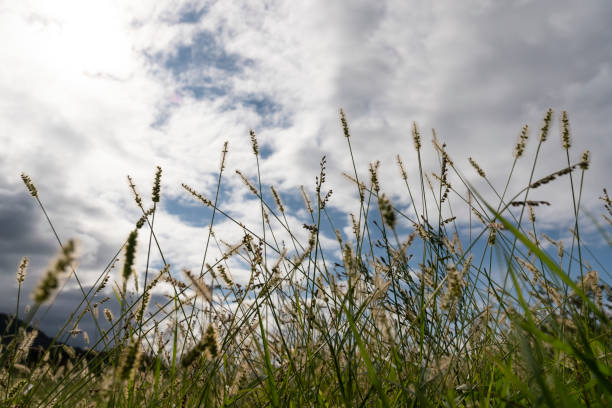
(1, 109), (610, 407)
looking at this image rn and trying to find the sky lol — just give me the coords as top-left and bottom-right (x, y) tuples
(1, 0), (611, 347)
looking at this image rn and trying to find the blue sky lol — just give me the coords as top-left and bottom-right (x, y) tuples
(1, 0), (611, 346)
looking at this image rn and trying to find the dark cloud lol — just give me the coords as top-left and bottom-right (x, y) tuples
(0, 183), (97, 325)
(0, 186), (56, 280)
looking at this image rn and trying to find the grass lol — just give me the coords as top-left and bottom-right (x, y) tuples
(1, 109), (610, 407)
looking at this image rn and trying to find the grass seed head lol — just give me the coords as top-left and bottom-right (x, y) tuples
(203, 323), (219, 359)
(183, 269), (212, 303)
(16, 328), (38, 363)
(215, 264), (232, 287)
(103, 307), (114, 323)
(182, 183), (213, 207)
(528, 204), (536, 224)
(397, 155), (408, 181)
(118, 337), (142, 383)
(249, 129), (259, 156)
(513, 125), (529, 159)
(220, 140), (229, 171)
(300, 185), (313, 214)
(21, 172), (38, 197)
(579, 150), (590, 170)
(339, 108), (351, 138)
(540, 108), (553, 142)
(127, 175), (144, 210)
(270, 185), (285, 213)
(16, 256), (29, 284)
(136, 207), (155, 229)
(32, 239), (78, 304)
(369, 161), (381, 194)
(561, 110), (571, 150)
(412, 121), (422, 151)
(378, 193), (396, 229)
(468, 157), (486, 178)
(236, 170), (259, 196)
(122, 229), (138, 283)
(152, 166), (162, 203)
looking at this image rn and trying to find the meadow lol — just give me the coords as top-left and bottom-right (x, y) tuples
(1, 109), (610, 407)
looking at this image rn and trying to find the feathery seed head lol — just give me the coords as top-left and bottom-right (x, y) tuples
(127, 175), (144, 210)
(441, 263), (466, 319)
(62, 344), (76, 360)
(513, 125), (529, 159)
(529, 164), (578, 189)
(412, 122), (422, 151)
(579, 150), (590, 170)
(528, 205), (536, 224)
(122, 230), (138, 282)
(69, 328), (82, 337)
(339, 108), (351, 138)
(249, 129), (259, 156)
(32, 240), (78, 304)
(181, 324), (219, 367)
(468, 157), (486, 178)
(183, 269), (212, 303)
(369, 161), (381, 194)
(270, 185), (285, 213)
(103, 308), (114, 323)
(17, 256), (29, 284)
(321, 188), (333, 209)
(350, 213), (360, 238)
(136, 207), (155, 229)
(432, 136), (454, 166)
(300, 185), (313, 214)
(581, 270), (599, 293)
(316, 156), (327, 196)
(16, 329), (38, 363)
(135, 291), (151, 324)
(397, 155), (408, 181)
(218, 264), (234, 287)
(118, 337), (142, 383)
(561, 110), (571, 150)
(557, 240), (564, 260)
(292, 229), (316, 269)
(236, 170), (259, 196)
(220, 141), (229, 171)
(378, 193), (396, 229)
(488, 227), (497, 246)
(203, 323), (219, 359)
(472, 208), (487, 225)
(21, 173), (38, 197)
(540, 108), (553, 142)
(182, 183), (213, 207)
(152, 166), (162, 203)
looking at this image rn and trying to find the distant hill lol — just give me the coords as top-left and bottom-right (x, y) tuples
(0, 312), (91, 365)
(1, 313), (162, 371)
